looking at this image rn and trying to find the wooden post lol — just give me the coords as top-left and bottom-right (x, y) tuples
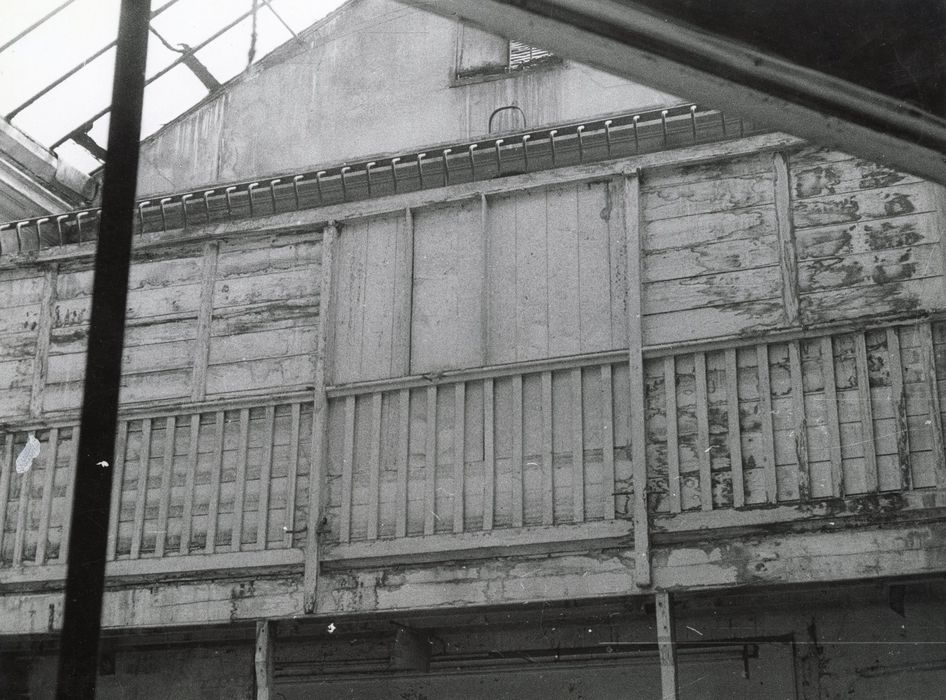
(773, 151), (800, 325)
(623, 170), (651, 586)
(304, 223), (336, 613)
(656, 591), (679, 700)
(190, 241), (219, 402)
(29, 263), (58, 417)
(255, 620), (275, 700)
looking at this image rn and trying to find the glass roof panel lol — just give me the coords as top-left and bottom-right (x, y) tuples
(0, 0), (347, 178)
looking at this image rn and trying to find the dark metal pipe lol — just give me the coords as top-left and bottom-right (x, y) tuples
(54, 1), (150, 697)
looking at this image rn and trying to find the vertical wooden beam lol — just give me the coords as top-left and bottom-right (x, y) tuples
(255, 620), (275, 700)
(340, 396), (356, 544)
(36, 427), (59, 564)
(725, 349), (745, 508)
(231, 408), (250, 551)
(541, 371), (554, 525)
(393, 208), (414, 376)
(256, 405), (276, 550)
(305, 223), (337, 612)
(154, 416), (175, 558)
(480, 194), (490, 365)
(695, 352), (713, 511)
(511, 374), (524, 529)
(0, 436), (12, 562)
(59, 426), (80, 563)
(367, 393), (382, 540)
(664, 357), (681, 514)
(130, 421), (149, 560)
(453, 382), (466, 533)
(918, 322), (946, 486)
(854, 333), (879, 491)
(821, 336), (844, 497)
(600, 364), (615, 520)
(571, 368), (585, 523)
(395, 389), (410, 538)
(656, 591), (679, 700)
(205, 411), (225, 554)
(424, 386), (438, 535)
(789, 341), (810, 501)
(773, 151), (800, 325)
(757, 345), (778, 503)
(886, 328), (912, 490)
(483, 378), (496, 530)
(179, 414), (200, 554)
(623, 170), (651, 585)
(190, 241), (219, 402)
(29, 263), (58, 417)
(283, 403), (301, 546)
(106, 422), (128, 561)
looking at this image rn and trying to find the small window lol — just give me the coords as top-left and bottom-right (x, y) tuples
(507, 40), (554, 69)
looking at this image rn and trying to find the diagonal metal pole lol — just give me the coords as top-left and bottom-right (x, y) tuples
(55, 1), (150, 697)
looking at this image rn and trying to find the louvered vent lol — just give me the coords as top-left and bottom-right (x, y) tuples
(508, 40), (554, 68)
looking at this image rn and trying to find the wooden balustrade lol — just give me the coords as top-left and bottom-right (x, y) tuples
(0, 396), (314, 576)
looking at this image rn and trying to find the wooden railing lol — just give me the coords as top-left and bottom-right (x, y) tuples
(2, 320), (943, 581)
(0, 395), (314, 578)
(323, 355), (633, 546)
(645, 320), (946, 518)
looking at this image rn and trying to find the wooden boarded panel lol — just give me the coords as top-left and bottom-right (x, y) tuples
(0, 268), (44, 418)
(641, 155), (784, 346)
(486, 182), (624, 365)
(411, 200), (484, 373)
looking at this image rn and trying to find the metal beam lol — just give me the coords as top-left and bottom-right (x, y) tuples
(54, 0), (150, 696)
(403, 0), (946, 185)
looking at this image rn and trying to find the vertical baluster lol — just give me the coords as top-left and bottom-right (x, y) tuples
(256, 405), (276, 550)
(59, 426), (80, 562)
(130, 420), (151, 559)
(541, 372), (554, 526)
(424, 386), (438, 535)
(854, 334), (878, 491)
(231, 408), (250, 551)
(340, 396), (356, 544)
(789, 341), (810, 501)
(757, 345), (778, 503)
(395, 390), (410, 538)
(0, 434), (13, 563)
(205, 411), (225, 554)
(571, 368), (584, 523)
(367, 394), (382, 540)
(511, 375), (524, 529)
(885, 328), (911, 491)
(12, 443), (32, 566)
(283, 403), (301, 547)
(695, 353), (713, 511)
(600, 365), (615, 520)
(483, 378), (495, 530)
(664, 357), (681, 513)
(155, 416), (176, 557)
(180, 414), (200, 554)
(106, 422), (128, 561)
(36, 427), (59, 564)
(453, 382), (466, 534)
(821, 336), (844, 498)
(725, 349), (745, 508)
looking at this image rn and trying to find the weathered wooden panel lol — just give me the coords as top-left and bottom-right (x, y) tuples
(331, 214), (404, 384)
(641, 155), (785, 346)
(411, 201), (484, 373)
(486, 182), (624, 365)
(0, 268), (45, 418)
